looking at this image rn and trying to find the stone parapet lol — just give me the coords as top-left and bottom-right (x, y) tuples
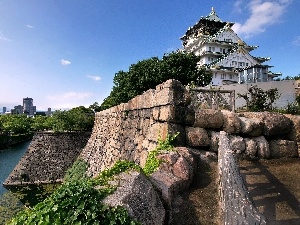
(218, 131), (267, 225)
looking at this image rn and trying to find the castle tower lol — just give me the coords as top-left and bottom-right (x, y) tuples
(180, 8), (281, 85)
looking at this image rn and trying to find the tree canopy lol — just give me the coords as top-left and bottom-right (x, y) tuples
(100, 51), (212, 110)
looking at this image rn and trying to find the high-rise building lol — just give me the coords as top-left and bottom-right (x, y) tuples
(2, 107), (6, 114)
(46, 108), (52, 116)
(180, 8), (281, 86)
(11, 105), (23, 114)
(23, 97), (36, 116)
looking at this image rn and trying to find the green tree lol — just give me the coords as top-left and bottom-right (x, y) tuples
(67, 106), (94, 131)
(1, 115), (31, 134)
(45, 110), (70, 132)
(237, 86), (280, 112)
(88, 102), (101, 113)
(101, 51), (211, 110)
(31, 115), (49, 131)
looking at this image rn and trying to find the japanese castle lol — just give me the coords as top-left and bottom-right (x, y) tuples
(180, 7), (281, 86)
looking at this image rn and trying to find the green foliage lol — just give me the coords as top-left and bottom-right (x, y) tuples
(143, 132), (179, 176)
(88, 102), (102, 113)
(30, 115), (48, 131)
(64, 159), (89, 183)
(101, 51), (212, 110)
(237, 85), (280, 112)
(9, 160), (141, 225)
(90, 161), (141, 187)
(0, 192), (25, 225)
(0, 115), (32, 134)
(0, 105), (95, 135)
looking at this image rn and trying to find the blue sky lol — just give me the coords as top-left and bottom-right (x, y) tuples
(0, 0), (299, 111)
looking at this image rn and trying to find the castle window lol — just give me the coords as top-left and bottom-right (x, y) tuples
(221, 74), (225, 79)
(229, 75), (233, 79)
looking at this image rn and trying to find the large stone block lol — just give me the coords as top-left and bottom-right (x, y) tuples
(285, 114), (300, 142)
(239, 117), (263, 136)
(254, 136), (270, 159)
(153, 105), (195, 124)
(193, 109), (223, 129)
(150, 147), (194, 207)
(229, 135), (245, 154)
(185, 127), (210, 147)
(221, 110), (241, 134)
(269, 139), (298, 158)
(244, 138), (258, 158)
(103, 170), (165, 225)
(154, 79), (190, 107)
(210, 131), (221, 152)
(242, 112), (293, 136)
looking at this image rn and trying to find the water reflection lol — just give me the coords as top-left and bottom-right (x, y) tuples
(0, 141), (30, 195)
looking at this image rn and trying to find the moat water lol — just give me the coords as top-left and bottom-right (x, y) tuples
(0, 141), (30, 195)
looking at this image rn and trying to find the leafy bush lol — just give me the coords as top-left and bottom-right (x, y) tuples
(237, 86), (280, 112)
(143, 132), (179, 176)
(9, 161), (141, 225)
(64, 159), (89, 183)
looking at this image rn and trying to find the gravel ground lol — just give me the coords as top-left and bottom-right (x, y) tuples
(172, 152), (219, 225)
(239, 158), (300, 225)
(171, 154), (300, 225)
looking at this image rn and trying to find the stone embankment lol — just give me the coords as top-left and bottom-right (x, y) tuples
(3, 131), (91, 188)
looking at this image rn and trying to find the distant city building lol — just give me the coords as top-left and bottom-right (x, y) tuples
(23, 97), (36, 116)
(180, 7), (281, 86)
(11, 105), (23, 114)
(2, 107), (6, 114)
(45, 108), (52, 116)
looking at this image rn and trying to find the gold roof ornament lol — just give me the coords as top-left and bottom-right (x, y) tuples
(238, 39), (244, 46)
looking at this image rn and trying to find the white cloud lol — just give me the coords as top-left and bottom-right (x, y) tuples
(234, 0), (245, 13)
(87, 75), (101, 81)
(46, 92), (93, 109)
(60, 59), (71, 66)
(0, 31), (11, 41)
(292, 36), (300, 46)
(26, 24), (34, 29)
(232, 0), (292, 38)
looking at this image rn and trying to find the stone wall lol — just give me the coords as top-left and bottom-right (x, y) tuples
(80, 79), (193, 177)
(218, 131), (266, 225)
(3, 131), (90, 188)
(80, 79), (299, 178)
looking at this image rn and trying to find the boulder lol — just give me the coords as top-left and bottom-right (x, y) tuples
(221, 110), (241, 134)
(229, 135), (245, 154)
(210, 131), (221, 152)
(242, 112), (293, 136)
(244, 138), (258, 158)
(193, 109), (223, 129)
(150, 147), (194, 207)
(185, 127), (210, 147)
(269, 140), (298, 158)
(239, 117), (263, 136)
(102, 170), (165, 225)
(285, 114), (300, 142)
(254, 136), (270, 159)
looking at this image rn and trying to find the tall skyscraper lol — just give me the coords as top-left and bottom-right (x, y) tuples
(2, 107), (6, 114)
(23, 97), (36, 116)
